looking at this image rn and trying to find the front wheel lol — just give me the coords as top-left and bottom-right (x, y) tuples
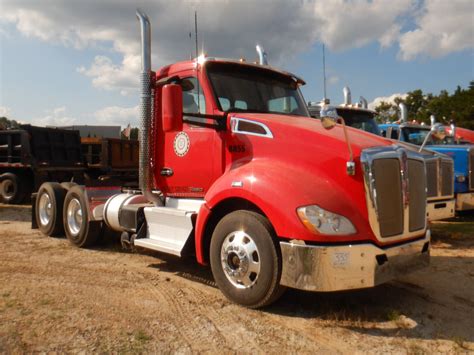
(63, 186), (101, 248)
(210, 210), (284, 308)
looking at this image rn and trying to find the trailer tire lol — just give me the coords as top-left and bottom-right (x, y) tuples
(210, 210), (284, 308)
(63, 186), (100, 248)
(35, 182), (66, 236)
(0, 173), (28, 204)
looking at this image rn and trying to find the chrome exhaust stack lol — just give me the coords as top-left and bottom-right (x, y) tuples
(430, 114), (436, 126)
(399, 103), (408, 123)
(343, 86), (351, 105)
(136, 9), (160, 205)
(450, 120), (456, 140)
(256, 44), (268, 65)
(359, 96), (368, 109)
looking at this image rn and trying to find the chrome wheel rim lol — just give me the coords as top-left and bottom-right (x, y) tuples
(221, 231), (261, 289)
(38, 192), (53, 226)
(67, 198), (83, 236)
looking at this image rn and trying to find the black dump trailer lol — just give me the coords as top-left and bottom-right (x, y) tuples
(0, 125), (85, 203)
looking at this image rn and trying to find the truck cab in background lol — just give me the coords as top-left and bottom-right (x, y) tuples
(379, 106), (474, 212)
(309, 88), (456, 221)
(33, 11), (431, 308)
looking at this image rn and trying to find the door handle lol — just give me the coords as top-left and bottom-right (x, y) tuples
(160, 167), (174, 177)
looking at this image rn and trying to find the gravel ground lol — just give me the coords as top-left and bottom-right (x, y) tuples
(1, 204), (473, 353)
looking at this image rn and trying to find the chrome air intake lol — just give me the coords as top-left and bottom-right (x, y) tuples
(399, 103), (408, 123)
(256, 44), (268, 65)
(343, 86), (351, 105)
(361, 145), (427, 242)
(136, 9), (160, 205)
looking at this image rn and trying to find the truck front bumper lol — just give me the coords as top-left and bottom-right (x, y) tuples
(279, 232), (430, 292)
(455, 192), (474, 211)
(426, 198), (455, 221)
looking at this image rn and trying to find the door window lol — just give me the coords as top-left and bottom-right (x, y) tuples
(181, 77), (206, 115)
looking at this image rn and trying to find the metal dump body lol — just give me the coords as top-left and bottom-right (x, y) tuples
(0, 125), (83, 169)
(81, 137), (139, 172)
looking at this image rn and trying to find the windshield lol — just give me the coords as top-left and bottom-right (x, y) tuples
(206, 62), (310, 117)
(401, 127), (434, 145)
(336, 108), (381, 135)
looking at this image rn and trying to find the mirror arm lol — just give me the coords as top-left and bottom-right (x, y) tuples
(340, 118), (355, 175)
(419, 131), (433, 152)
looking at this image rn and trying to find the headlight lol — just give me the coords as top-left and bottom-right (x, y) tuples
(456, 175), (466, 183)
(297, 205), (357, 235)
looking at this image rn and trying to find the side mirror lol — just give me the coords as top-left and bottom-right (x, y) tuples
(319, 105), (339, 130)
(162, 84), (183, 132)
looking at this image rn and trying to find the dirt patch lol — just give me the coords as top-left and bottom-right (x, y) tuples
(1, 204), (473, 353)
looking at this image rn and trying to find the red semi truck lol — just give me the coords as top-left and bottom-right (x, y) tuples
(33, 10), (430, 308)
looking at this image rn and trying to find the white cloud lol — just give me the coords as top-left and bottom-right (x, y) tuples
(369, 93), (408, 109)
(0, 0), (471, 98)
(35, 106), (77, 126)
(0, 106), (11, 117)
(399, 0), (474, 60)
(93, 105), (138, 127)
(313, 0), (413, 51)
(328, 75), (340, 85)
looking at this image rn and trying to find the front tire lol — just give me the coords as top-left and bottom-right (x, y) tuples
(63, 185), (100, 248)
(210, 210), (284, 308)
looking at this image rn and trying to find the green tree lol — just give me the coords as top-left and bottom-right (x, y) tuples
(0, 117), (20, 129)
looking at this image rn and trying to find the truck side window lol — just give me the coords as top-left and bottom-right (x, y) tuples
(181, 77), (206, 115)
(390, 128), (399, 140)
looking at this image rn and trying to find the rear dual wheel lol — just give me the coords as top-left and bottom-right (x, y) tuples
(210, 210), (285, 308)
(36, 182), (66, 236)
(63, 186), (100, 248)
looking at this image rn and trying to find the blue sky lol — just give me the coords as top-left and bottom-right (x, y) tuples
(1, 0), (473, 127)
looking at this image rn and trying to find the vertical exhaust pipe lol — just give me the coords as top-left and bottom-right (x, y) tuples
(399, 103), (408, 123)
(343, 86), (351, 105)
(430, 115), (436, 126)
(136, 9), (160, 205)
(359, 96), (368, 109)
(450, 120), (456, 141)
(256, 44), (268, 65)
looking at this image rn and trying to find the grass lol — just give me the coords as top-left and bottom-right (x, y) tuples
(386, 309), (401, 322)
(134, 330), (152, 343)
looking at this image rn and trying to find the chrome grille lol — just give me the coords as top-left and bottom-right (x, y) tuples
(425, 160), (438, 198)
(470, 149), (474, 191)
(408, 160), (427, 232)
(373, 159), (404, 237)
(361, 146), (427, 242)
(441, 159), (454, 196)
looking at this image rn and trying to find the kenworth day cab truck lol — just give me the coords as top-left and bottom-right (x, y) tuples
(308, 89), (455, 221)
(33, 10), (430, 308)
(380, 104), (474, 212)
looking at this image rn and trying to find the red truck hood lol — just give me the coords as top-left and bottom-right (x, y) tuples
(235, 113), (392, 156)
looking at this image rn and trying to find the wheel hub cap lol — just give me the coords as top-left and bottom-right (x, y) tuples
(38, 193), (53, 226)
(67, 198), (83, 236)
(221, 231), (260, 289)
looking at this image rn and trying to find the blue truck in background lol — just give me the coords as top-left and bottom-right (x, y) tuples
(379, 105), (474, 212)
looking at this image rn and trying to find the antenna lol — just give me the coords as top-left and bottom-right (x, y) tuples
(322, 43), (327, 101)
(194, 11), (198, 59)
(194, 10), (201, 113)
